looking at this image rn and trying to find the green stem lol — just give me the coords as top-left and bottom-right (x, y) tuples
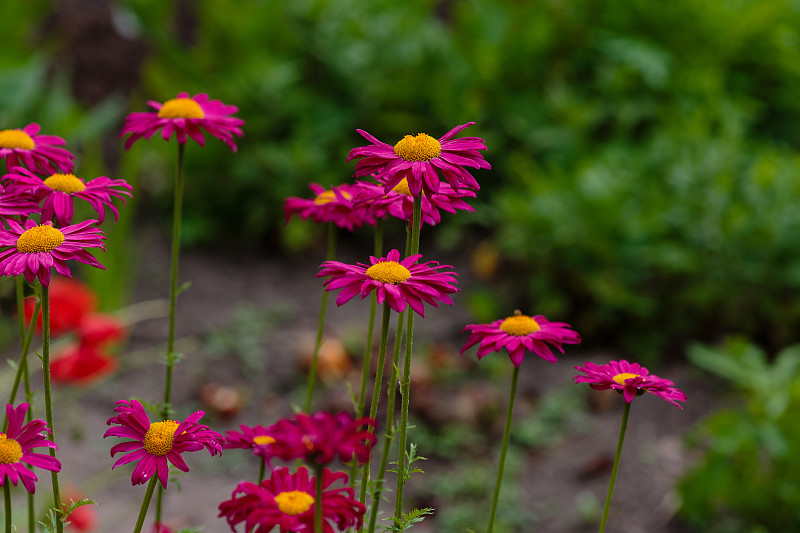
(352, 220), (384, 490)
(393, 193), (422, 526)
(27, 490), (35, 533)
(162, 141), (186, 419)
(304, 222), (337, 413)
(4, 481), (11, 533)
(357, 219), (384, 418)
(156, 141), (187, 524)
(359, 303), (392, 504)
(258, 458), (266, 484)
(8, 290), (40, 409)
(365, 309), (405, 533)
(41, 285), (63, 533)
(315, 465), (324, 533)
(486, 366), (519, 533)
(133, 477), (158, 533)
(598, 401), (632, 533)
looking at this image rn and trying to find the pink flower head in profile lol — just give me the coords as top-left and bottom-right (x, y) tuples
(103, 399), (223, 488)
(218, 466), (365, 533)
(284, 182), (371, 231)
(0, 219), (105, 287)
(318, 249), (458, 317)
(224, 424), (277, 462)
(0, 403), (61, 494)
(573, 359), (687, 408)
(347, 122), (490, 197)
(120, 92), (244, 151)
(461, 310), (581, 367)
(6, 167), (132, 226)
(268, 411), (376, 467)
(0, 123), (74, 174)
(353, 177), (475, 227)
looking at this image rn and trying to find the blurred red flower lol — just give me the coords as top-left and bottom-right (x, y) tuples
(23, 277), (97, 336)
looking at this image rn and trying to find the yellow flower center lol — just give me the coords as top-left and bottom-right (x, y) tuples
(157, 98), (205, 119)
(499, 313), (540, 336)
(43, 173), (86, 193)
(17, 224), (65, 253)
(612, 373), (642, 386)
(143, 420), (179, 456)
(0, 130), (35, 150)
(252, 435), (275, 445)
(393, 133), (442, 162)
(0, 434), (23, 464)
(314, 189), (353, 205)
(366, 261), (412, 284)
(274, 490), (314, 516)
(391, 178), (412, 196)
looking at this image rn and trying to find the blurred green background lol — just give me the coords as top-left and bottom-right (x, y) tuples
(4, 0), (800, 357)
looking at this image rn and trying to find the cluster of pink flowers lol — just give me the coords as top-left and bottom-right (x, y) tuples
(0, 90), (690, 533)
(217, 411), (374, 532)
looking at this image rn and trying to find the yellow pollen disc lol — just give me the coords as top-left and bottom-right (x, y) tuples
(393, 133), (442, 161)
(253, 435), (275, 445)
(0, 435), (23, 464)
(44, 173), (86, 193)
(17, 224), (65, 253)
(143, 420), (179, 456)
(499, 314), (540, 336)
(157, 98), (205, 119)
(274, 490), (315, 516)
(314, 189), (353, 205)
(366, 261), (412, 284)
(391, 178), (412, 196)
(0, 129), (35, 150)
(612, 373), (642, 386)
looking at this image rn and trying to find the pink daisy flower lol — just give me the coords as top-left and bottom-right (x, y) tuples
(0, 123), (74, 174)
(573, 359), (687, 408)
(103, 399), (223, 488)
(218, 466), (366, 533)
(0, 402), (61, 494)
(0, 219), (105, 287)
(6, 167), (132, 225)
(353, 177), (475, 227)
(120, 92), (244, 151)
(461, 310), (581, 367)
(346, 121), (490, 197)
(267, 412), (376, 467)
(318, 248), (458, 317)
(224, 424), (277, 462)
(284, 183), (371, 230)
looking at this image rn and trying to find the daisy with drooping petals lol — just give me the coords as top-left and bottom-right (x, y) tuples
(6, 166), (132, 225)
(0, 402), (61, 494)
(268, 411), (377, 466)
(347, 122), (490, 197)
(0, 219), (105, 287)
(218, 466), (366, 533)
(353, 177), (476, 227)
(318, 249), (458, 317)
(120, 92), (244, 151)
(461, 310), (581, 367)
(224, 424), (277, 461)
(103, 399), (223, 488)
(574, 359), (687, 408)
(284, 182), (370, 230)
(0, 123), (75, 174)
